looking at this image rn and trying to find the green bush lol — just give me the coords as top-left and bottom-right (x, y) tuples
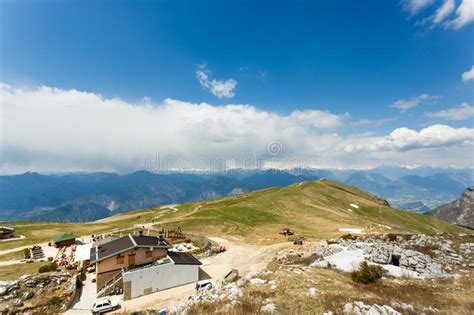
(38, 263), (57, 273)
(49, 296), (62, 305)
(351, 261), (386, 284)
(23, 248), (31, 259)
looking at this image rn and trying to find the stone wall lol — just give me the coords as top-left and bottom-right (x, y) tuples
(96, 269), (122, 293)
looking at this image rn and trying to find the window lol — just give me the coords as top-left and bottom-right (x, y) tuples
(116, 256), (124, 264)
(145, 250), (152, 258)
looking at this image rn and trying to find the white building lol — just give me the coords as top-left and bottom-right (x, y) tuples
(122, 251), (202, 300)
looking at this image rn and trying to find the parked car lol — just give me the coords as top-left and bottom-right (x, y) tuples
(92, 298), (119, 314)
(195, 280), (213, 291)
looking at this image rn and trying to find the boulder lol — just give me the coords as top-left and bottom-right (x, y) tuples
(249, 278), (266, 285)
(307, 287), (317, 297)
(261, 303), (277, 314)
(21, 292), (34, 301)
(13, 298), (23, 307)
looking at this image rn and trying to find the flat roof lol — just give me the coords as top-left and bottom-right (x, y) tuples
(168, 251), (202, 265)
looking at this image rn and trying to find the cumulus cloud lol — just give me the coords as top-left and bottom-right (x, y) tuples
(426, 103), (474, 120)
(462, 65), (474, 81)
(287, 110), (349, 129)
(196, 63), (237, 98)
(390, 94), (436, 112)
(344, 124), (474, 153)
(0, 83), (347, 173)
(1, 83), (472, 172)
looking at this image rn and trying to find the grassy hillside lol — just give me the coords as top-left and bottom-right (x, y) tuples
(0, 180), (469, 251)
(147, 179), (467, 241)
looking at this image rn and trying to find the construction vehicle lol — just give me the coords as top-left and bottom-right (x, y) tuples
(292, 236), (305, 245)
(279, 227), (294, 236)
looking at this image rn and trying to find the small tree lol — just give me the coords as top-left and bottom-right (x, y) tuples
(23, 248), (31, 259)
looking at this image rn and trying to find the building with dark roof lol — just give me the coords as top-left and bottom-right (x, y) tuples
(91, 234), (171, 280)
(90, 233), (203, 300)
(0, 226), (15, 239)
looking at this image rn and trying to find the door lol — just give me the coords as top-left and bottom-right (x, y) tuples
(128, 254), (135, 266)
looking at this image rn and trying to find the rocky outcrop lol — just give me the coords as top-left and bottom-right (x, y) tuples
(428, 187), (474, 229)
(311, 234), (472, 279)
(343, 301), (400, 315)
(0, 272), (75, 314)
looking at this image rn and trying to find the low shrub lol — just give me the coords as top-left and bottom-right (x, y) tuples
(23, 248), (31, 259)
(38, 263), (57, 273)
(49, 296), (62, 305)
(351, 261), (386, 284)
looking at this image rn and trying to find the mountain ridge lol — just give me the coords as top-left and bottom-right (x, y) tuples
(426, 187), (474, 229)
(1, 167), (473, 222)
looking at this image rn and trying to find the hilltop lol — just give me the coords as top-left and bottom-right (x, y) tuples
(2, 179), (467, 254)
(134, 179), (466, 241)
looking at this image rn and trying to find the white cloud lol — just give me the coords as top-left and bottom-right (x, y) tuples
(406, 0), (474, 29)
(462, 65), (474, 81)
(447, 0), (474, 29)
(403, 0), (434, 14)
(432, 0), (456, 24)
(1, 83), (472, 172)
(0, 83), (347, 173)
(390, 94), (436, 112)
(344, 124), (474, 152)
(352, 118), (397, 127)
(287, 110), (349, 129)
(196, 63), (237, 98)
(426, 103), (474, 120)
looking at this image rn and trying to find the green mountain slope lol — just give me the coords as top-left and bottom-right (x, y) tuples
(1, 180), (468, 251)
(164, 179), (467, 240)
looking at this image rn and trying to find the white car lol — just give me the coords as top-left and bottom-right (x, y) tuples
(195, 280), (214, 291)
(92, 298), (119, 314)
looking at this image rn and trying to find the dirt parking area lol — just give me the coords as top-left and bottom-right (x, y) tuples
(117, 237), (290, 312)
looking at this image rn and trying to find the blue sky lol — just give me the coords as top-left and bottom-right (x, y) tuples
(0, 0), (473, 172)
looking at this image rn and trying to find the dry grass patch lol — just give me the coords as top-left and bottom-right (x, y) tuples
(0, 261), (44, 280)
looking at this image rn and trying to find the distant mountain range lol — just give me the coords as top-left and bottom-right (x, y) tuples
(0, 166), (472, 222)
(426, 187), (474, 229)
(344, 170), (472, 210)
